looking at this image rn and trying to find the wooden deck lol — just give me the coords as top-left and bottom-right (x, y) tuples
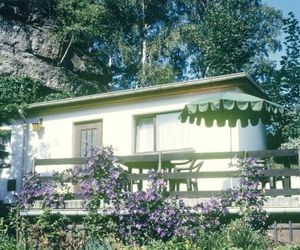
(21, 148), (300, 216)
(32, 148), (300, 199)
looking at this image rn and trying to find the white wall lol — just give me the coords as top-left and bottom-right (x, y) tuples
(0, 123), (24, 203)
(1, 87), (267, 202)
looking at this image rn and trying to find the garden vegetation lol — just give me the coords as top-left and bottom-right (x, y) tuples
(0, 146), (298, 249)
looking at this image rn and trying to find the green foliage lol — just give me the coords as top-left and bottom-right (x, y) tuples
(138, 64), (178, 86)
(259, 12), (300, 147)
(0, 76), (42, 159)
(276, 13), (300, 142)
(274, 245), (300, 250)
(281, 137), (300, 149)
(184, 0), (282, 78)
(0, 76), (64, 125)
(51, 0), (282, 89)
(34, 209), (71, 249)
(0, 218), (16, 250)
(83, 213), (117, 240)
(10, 208), (75, 249)
(82, 238), (114, 250)
(53, 0), (105, 43)
(224, 218), (269, 250)
(188, 219), (269, 250)
(142, 239), (197, 250)
(0, 76), (48, 106)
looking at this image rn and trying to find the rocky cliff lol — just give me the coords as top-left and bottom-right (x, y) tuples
(0, 0), (110, 94)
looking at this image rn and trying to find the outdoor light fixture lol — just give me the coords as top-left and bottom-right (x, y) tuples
(32, 118), (43, 132)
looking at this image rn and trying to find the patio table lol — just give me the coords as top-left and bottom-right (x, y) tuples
(120, 148), (195, 191)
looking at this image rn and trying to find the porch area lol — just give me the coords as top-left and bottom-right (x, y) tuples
(23, 148), (300, 215)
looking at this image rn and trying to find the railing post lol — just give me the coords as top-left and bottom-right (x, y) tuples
(273, 221), (278, 242)
(138, 168), (143, 191)
(128, 167), (133, 192)
(32, 157), (36, 174)
(157, 152), (162, 173)
(283, 160), (291, 190)
(298, 147), (300, 167)
(289, 221), (293, 243)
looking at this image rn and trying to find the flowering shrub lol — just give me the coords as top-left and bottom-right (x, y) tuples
(64, 146), (128, 239)
(15, 172), (69, 209)
(116, 173), (197, 245)
(65, 146), (127, 210)
(228, 158), (268, 230)
(12, 147), (269, 247)
(195, 197), (229, 230)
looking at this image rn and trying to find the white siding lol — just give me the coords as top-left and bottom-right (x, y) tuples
(1, 87), (267, 202)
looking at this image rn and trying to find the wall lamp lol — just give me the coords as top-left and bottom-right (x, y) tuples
(32, 118), (43, 132)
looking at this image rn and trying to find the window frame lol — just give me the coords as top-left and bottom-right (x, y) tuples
(134, 114), (156, 154)
(134, 110), (183, 154)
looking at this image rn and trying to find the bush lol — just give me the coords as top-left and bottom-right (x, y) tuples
(0, 236), (15, 250)
(81, 238), (114, 250)
(15, 172), (70, 210)
(224, 218), (269, 250)
(143, 239), (197, 250)
(116, 174), (197, 245)
(194, 230), (229, 250)
(12, 147), (271, 248)
(227, 158), (268, 230)
(0, 218), (16, 250)
(274, 245), (300, 250)
(66, 146), (128, 209)
(33, 209), (71, 249)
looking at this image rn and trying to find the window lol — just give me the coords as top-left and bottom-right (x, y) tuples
(73, 121), (103, 157)
(135, 112), (194, 153)
(0, 129), (11, 168)
(136, 116), (155, 153)
(7, 179), (16, 192)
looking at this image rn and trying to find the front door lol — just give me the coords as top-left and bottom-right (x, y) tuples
(73, 120), (103, 158)
(73, 120), (102, 193)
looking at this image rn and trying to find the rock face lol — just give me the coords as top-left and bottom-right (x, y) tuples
(0, 0), (110, 93)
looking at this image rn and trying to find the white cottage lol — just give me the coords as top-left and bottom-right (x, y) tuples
(1, 73), (268, 203)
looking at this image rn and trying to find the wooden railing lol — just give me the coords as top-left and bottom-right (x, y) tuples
(33, 149), (300, 199)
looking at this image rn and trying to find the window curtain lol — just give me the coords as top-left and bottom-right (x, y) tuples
(80, 128), (97, 157)
(156, 112), (193, 151)
(136, 117), (154, 153)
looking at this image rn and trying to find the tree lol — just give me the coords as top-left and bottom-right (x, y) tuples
(181, 0), (282, 78)
(53, 0), (106, 66)
(92, 0), (181, 88)
(262, 12), (300, 147)
(52, 0), (282, 89)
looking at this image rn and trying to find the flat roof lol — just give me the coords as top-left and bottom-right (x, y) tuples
(27, 72), (267, 113)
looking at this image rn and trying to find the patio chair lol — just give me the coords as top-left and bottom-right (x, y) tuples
(171, 160), (204, 191)
(255, 159), (285, 190)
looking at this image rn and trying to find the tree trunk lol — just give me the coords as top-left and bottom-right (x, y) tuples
(108, 55), (112, 67)
(140, 0), (147, 87)
(58, 34), (74, 66)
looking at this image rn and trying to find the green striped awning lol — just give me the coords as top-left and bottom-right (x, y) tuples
(180, 92), (283, 128)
